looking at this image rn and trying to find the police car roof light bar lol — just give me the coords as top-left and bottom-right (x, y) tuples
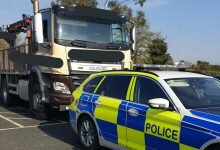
(134, 64), (192, 71)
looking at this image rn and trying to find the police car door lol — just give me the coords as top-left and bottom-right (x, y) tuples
(94, 75), (132, 147)
(126, 76), (182, 150)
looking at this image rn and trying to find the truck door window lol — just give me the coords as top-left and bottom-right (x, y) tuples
(112, 24), (123, 43)
(112, 24), (128, 44)
(43, 20), (48, 41)
(134, 77), (168, 105)
(42, 10), (51, 42)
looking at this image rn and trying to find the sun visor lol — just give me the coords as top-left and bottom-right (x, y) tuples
(52, 5), (127, 23)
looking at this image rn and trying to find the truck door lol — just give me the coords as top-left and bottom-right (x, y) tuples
(126, 76), (182, 150)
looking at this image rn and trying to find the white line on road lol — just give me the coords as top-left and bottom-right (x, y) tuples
(0, 115), (24, 128)
(8, 118), (32, 120)
(0, 112), (32, 115)
(0, 122), (68, 131)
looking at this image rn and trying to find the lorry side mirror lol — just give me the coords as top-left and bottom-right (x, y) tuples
(130, 27), (136, 51)
(33, 13), (44, 43)
(130, 27), (136, 50)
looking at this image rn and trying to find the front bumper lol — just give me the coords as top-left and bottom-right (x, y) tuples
(49, 75), (74, 108)
(50, 92), (73, 107)
(49, 73), (90, 109)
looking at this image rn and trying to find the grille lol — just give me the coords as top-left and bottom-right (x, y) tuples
(71, 74), (90, 87)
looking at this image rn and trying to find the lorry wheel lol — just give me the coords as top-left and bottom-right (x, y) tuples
(78, 115), (99, 150)
(30, 81), (51, 120)
(1, 79), (14, 106)
(0, 82), (2, 99)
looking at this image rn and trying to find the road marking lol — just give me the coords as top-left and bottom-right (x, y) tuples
(0, 112), (32, 115)
(0, 122), (68, 131)
(0, 107), (23, 110)
(9, 118), (32, 120)
(0, 114), (24, 128)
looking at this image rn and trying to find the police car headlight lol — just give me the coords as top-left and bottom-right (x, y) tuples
(53, 82), (71, 94)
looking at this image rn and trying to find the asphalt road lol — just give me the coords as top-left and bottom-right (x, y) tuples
(0, 98), (83, 150)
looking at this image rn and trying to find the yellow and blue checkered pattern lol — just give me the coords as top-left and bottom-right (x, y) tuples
(71, 93), (199, 150)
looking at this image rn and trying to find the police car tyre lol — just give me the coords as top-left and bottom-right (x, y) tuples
(30, 81), (51, 120)
(1, 79), (15, 106)
(206, 143), (220, 150)
(78, 115), (99, 150)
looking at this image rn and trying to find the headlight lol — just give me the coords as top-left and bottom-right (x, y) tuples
(53, 82), (71, 94)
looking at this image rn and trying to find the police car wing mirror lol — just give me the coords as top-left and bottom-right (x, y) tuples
(148, 98), (169, 109)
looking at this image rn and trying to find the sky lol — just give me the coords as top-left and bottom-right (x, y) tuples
(0, 0), (219, 64)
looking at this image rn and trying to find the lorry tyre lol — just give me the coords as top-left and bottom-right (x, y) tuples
(30, 81), (51, 120)
(78, 115), (99, 150)
(1, 79), (14, 106)
(0, 82), (2, 99)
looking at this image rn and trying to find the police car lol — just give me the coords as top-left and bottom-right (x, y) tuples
(69, 71), (220, 150)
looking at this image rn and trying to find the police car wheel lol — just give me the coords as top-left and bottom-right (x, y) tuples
(78, 116), (99, 150)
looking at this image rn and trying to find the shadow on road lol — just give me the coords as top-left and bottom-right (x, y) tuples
(0, 98), (35, 118)
(38, 122), (83, 150)
(0, 97), (109, 150)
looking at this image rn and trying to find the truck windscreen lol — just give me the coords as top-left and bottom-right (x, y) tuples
(54, 16), (129, 45)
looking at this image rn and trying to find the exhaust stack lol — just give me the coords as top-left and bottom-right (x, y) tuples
(31, 0), (39, 15)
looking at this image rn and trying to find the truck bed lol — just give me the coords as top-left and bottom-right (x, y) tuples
(0, 44), (30, 75)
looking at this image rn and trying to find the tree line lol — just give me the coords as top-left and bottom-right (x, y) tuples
(187, 60), (220, 76)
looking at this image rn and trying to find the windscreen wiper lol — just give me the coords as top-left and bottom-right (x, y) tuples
(107, 42), (123, 50)
(65, 40), (86, 48)
(74, 39), (97, 43)
(65, 39), (96, 47)
(65, 39), (97, 48)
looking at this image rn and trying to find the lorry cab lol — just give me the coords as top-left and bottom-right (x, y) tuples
(37, 5), (133, 75)
(34, 5), (135, 113)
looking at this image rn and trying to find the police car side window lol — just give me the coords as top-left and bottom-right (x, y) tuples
(134, 77), (168, 105)
(83, 76), (103, 93)
(107, 75), (131, 100)
(96, 75), (131, 100)
(96, 76), (112, 95)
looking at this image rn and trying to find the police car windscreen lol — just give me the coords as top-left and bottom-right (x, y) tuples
(166, 78), (220, 109)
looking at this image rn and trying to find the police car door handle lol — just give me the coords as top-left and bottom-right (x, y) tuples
(128, 108), (139, 117)
(94, 100), (102, 106)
